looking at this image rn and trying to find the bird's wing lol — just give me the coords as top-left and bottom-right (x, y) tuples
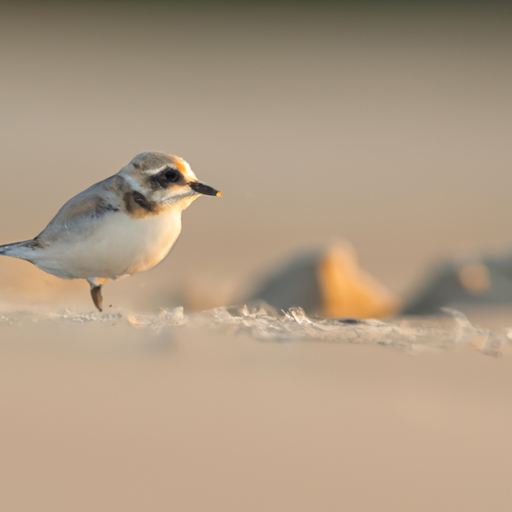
(36, 175), (125, 245)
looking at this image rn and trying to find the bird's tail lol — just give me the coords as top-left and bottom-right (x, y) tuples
(0, 240), (37, 259)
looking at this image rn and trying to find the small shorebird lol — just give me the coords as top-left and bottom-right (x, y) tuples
(0, 151), (221, 311)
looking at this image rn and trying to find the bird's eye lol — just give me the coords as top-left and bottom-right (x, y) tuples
(164, 168), (180, 182)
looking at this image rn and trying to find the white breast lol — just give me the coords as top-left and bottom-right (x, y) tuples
(31, 210), (182, 280)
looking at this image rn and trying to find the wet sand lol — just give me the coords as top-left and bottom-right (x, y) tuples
(1, 3), (512, 511)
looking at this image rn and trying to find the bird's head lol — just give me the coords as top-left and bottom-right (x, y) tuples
(119, 151), (221, 211)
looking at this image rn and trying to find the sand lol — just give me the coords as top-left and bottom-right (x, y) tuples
(1, 314), (512, 511)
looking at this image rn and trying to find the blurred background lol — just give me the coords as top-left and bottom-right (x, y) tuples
(0, 0), (511, 315)
(1, 2), (512, 512)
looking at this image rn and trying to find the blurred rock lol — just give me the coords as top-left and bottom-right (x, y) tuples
(242, 242), (400, 319)
(403, 253), (512, 315)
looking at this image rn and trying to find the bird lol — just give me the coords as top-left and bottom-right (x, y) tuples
(0, 151), (221, 311)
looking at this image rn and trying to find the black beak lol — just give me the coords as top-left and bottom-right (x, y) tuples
(189, 181), (222, 197)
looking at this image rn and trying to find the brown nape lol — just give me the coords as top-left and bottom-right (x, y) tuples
(90, 285), (103, 312)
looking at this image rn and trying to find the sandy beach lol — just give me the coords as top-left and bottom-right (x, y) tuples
(1, 2), (512, 510)
(2, 310), (512, 511)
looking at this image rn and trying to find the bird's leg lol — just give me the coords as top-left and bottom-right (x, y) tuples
(90, 285), (103, 312)
(87, 278), (104, 312)
(87, 277), (109, 312)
